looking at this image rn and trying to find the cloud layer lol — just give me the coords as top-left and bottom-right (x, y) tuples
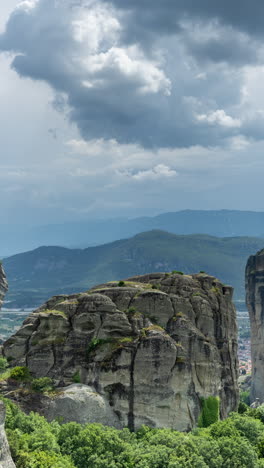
(2, 0), (264, 149)
(1, 1), (264, 225)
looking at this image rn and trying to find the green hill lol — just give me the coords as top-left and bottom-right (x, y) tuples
(3, 230), (264, 308)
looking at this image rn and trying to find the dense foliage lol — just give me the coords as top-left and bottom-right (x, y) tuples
(3, 397), (264, 468)
(198, 396), (220, 428)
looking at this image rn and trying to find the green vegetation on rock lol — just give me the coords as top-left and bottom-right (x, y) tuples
(9, 366), (31, 382)
(31, 377), (54, 393)
(41, 309), (67, 318)
(86, 338), (112, 355)
(0, 357), (8, 371)
(198, 396), (220, 428)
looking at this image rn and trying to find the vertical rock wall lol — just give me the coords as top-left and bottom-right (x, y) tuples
(0, 265), (8, 310)
(0, 266), (15, 467)
(246, 251), (264, 402)
(0, 402), (16, 468)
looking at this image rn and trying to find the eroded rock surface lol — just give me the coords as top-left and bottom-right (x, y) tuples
(0, 267), (15, 468)
(246, 251), (264, 402)
(0, 266), (7, 310)
(0, 402), (16, 468)
(3, 273), (239, 431)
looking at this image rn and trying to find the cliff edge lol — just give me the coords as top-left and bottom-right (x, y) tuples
(3, 272), (239, 431)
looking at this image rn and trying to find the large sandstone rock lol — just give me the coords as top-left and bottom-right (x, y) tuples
(246, 251), (264, 402)
(3, 272), (239, 431)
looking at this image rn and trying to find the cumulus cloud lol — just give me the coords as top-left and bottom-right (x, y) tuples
(197, 110), (242, 128)
(84, 45), (171, 96)
(1, 0), (260, 149)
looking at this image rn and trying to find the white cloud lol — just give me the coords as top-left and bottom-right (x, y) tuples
(121, 164), (177, 181)
(85, 46), (171, 95)
(72, 3), (121, 51)
(17, 0), (39, 11)
(197, 109), (242, 128)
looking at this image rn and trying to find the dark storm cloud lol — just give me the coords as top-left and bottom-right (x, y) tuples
(0, 0), (262, 149)
(184, 30), (259, 66)
(102, 0), (264, 39)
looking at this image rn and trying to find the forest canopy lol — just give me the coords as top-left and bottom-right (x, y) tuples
(3, 397), (264, 468)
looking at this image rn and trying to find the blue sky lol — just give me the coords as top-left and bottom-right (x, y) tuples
(1, 0), (264, 225)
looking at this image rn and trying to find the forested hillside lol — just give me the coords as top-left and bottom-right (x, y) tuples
(3, 230), (264, 307)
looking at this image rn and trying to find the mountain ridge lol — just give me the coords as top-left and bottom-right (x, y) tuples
(3, 230), (264, 308)
(3, 209), (264, 256)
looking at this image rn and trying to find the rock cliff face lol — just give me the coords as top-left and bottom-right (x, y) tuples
(3, 272), (239, 431)
(0, 267), (15, 468)
(246, 251), (264, 402)
(0, 402), (16, 468)
(0, 265), (8, 310)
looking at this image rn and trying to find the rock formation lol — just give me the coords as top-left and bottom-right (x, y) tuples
(0, 265), (8, 310)
(3, 272), (239, 431)
(0, 402), (16, 468)
(246, 251), (264, 402)
(0, 267), (15, 468)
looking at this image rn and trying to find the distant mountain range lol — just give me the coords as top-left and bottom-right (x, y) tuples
(3, 209), (264, 257)
(3, 230), (264, 308)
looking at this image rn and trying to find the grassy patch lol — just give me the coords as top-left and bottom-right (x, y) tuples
(117, 337), (134, 344)
(0, 369), (12, 382)
(40, 309), (67, 319)
(210, 287), (221, 295)
(192, 292), (203, 297)
(143, 324), (164, 333)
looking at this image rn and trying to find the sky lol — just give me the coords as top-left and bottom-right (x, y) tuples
(1, 0), (264, 225)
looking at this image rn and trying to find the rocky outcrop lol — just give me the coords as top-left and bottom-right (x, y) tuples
(0, 265), (7, 310)
(0, 267), (15, 468)
(3, 272), (239, 431)
(246, 251), (264, 402)
(0, 402), (16, 468)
